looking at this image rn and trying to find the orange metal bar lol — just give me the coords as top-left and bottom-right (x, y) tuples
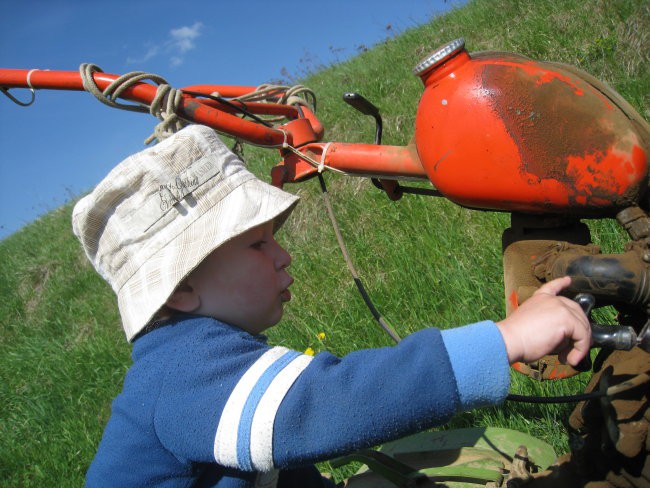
(180, 84), (305, 119)
(294, 105), (324, 142)
(304, 142), (427, 179)
(272, 142), (428, 187)
(179, 84), (259, 98)
(194, 98), (301, 118)
(0, 69), (289, 147)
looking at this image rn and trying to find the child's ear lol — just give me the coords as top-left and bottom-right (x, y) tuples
(166, 282), (200, 313)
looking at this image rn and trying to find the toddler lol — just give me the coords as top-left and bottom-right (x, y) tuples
(73, 124), (590, 487)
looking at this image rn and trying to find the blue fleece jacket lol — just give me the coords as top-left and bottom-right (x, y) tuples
(85, 315), (509, 487)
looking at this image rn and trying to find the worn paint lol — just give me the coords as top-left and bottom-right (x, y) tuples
(414, 51), (648, 215)
(481, 62), (643, 208)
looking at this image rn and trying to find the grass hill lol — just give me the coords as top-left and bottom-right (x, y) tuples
(1, 0), (648, 485)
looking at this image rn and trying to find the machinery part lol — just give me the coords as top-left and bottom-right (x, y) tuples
(544, 247), (650, 308)
(592, 324), (639, 351)
(502, 224), (650, 379)
(638, 321), (650, 352)
(618, 206), (650, 242)
(503, 237), (597, 380)
(338, 427), (556, 488)
(568, 348), (650, 487)
(575, 293), (640, 351)
(413, 40), (649, 216)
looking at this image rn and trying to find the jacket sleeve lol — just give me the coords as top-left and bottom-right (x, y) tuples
(212, 320), (510, 471)
(153, 318), (509, 472)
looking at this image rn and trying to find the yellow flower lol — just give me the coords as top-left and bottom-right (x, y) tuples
(304, 347), (315, 356)
(317, 332), (326, 341)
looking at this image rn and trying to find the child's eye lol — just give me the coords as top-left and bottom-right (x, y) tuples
(251, 240), (266, 250)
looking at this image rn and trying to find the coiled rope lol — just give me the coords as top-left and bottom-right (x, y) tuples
(234, 83), (316, 123)
(79, 63), (186, 144)
(79, 64), (317, 144)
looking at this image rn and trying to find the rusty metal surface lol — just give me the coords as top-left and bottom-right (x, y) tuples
(414, 48), (649, 216)
(482, 60), (646, 210)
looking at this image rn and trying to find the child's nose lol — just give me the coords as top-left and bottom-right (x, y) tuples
(274, 241), (292, 270)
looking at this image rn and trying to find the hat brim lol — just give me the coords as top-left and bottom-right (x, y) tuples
(117, 177), (298, 341)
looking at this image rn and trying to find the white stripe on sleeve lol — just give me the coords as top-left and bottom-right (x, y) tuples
(213, 347), (290, 467)
(249, 354), (313, 471)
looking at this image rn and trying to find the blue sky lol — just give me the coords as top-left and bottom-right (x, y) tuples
(0, 0), (463, 240)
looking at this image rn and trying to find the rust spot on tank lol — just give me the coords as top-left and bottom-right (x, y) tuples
(481, 63), (614, 178)
(479, 63), (643, 209)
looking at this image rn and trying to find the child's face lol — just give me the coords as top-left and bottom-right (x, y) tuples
(182, 220), (293, 334)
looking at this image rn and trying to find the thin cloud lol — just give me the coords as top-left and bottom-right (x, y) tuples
(127, 22), (203, 67)
(126, 44), (160, 65)
(170, 23), (202, 53)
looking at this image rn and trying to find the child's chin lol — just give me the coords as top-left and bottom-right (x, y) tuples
(251, 312), (283, 334)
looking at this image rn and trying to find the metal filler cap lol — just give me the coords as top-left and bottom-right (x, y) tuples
(413, 38), (466, 77)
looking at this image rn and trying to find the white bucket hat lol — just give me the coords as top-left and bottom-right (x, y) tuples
(72, 124), (299, 341)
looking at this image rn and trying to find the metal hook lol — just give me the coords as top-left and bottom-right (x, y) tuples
(1, 87), (36, 107)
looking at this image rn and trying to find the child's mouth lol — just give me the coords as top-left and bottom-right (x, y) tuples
(280, 288), (292, 302)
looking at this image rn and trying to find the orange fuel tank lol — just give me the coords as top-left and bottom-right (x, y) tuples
(413, 39), (649, 216)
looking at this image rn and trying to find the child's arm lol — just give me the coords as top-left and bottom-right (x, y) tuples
(496, 276), (591, 366)
(149, 279), (591, 473)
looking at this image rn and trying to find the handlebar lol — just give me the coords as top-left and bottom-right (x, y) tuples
(574, 293), (648, 351)
(591, 323), (639, 350)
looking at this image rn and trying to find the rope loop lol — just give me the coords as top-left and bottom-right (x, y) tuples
(80, 64), (149, 113)
(234, 83), (317, 125)
(145, 85), (187, 144)
(78, 64), (316, 143)
(284, 144), (346, 175)
(79, 63), (188, 144)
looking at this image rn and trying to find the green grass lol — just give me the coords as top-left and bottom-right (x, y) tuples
(1, 0), (648, 485)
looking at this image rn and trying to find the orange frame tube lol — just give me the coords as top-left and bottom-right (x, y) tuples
(0, 68), (424, 184)
(0, 69), (289, 147)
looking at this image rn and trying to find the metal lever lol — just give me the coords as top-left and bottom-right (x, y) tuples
(342, 92), (443, 201)
(573, 293), (596, 371)
(591, 323), (638, 350)
(574, 293), (639, 350)
(343, 92), (382, 144)
(574, 293), (595, 315)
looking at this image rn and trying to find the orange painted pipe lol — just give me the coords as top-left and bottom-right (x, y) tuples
(0, 69), (289, 147)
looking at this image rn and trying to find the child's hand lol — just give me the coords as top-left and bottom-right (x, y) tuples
(496, 276), (591, 366)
